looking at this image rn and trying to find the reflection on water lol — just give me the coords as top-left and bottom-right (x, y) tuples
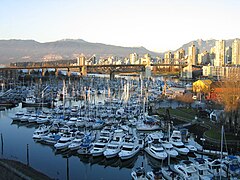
(0, 106), (149, 180)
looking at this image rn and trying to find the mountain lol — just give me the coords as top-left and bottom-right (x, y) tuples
(0, 39), (161, 64)
(0, 38), (238, 64)
(175, 39), (235, 54)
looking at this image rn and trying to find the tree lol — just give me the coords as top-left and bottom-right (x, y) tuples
(175, 92), (194, 108)
(214, 76), (240, 135)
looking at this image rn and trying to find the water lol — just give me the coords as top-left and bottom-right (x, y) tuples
(0, 75), (201, 180)
(0, 106), (152, 180)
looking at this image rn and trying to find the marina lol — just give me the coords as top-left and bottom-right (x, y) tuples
(0, 75), (239, 180)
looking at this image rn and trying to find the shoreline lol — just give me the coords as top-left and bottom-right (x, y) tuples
(0, 158), (52, 180)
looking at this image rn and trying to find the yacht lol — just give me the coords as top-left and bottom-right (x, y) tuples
(206, 158), (227, 178)
(90, 142), (107, 157)
(145, 143), (168, 161)
(174, 160), (200, 180)
(36, 115), (49, 124)
(161, 140), (179, 158)
(54, 133), (74, 150)
(66, 117), (78, 126)
(103, 143), (122, 159)
(146, 132), (164, 144)
(136, 115), (161, 131)
(131, 166), (147, 180)
(40, 133), (61, 145)
(170, 131), (189, 155)
(223, 155), (240, 178)
(68, 132), (85, 151)
(28, 114), (39, 123)
(12, 111), (24, 122)
(146, 169), (164, 180)
(90, 136), (110, 157)
(103, 129), (125, 159)
(118, 143), (140, 160)
(193, 158), (214, 180)
(32, 125), (50, 139)
(162, 165), (183, 180)
(20, 113), (31, 122)
(77, 135), (93, 155)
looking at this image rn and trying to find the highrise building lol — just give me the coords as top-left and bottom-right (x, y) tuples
(225, 46), (232, 64)
(164, 51), (172, 64)
(141, 54), (151, 65)
(129, 53), (138, 64)
(214, 40), (225, 66)
(198, 51), (210, 65)
(232, 39), (240, 65)
(188, 44), (197, 65)
(77, 54), (86, 65)
(174, 49), (185, 60)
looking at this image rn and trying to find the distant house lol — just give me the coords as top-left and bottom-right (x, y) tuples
(210, 110), (224, 123)
(165, 87), (185, 99)
(193, 79), (212, 94)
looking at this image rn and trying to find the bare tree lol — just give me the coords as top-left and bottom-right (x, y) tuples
(214, 76), (240, 135)
(175, 93), (194, 108)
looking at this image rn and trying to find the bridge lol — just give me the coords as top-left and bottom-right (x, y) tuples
(0, 63), (187, 80)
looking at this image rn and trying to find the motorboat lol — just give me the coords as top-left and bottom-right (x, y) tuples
(161, 141), (178, 158)
(174, 160), (200, 180)
(36, 115), (49, 124)
(54, 132), (74, 150)
(193, 158), (214, 180)
(145, 143), (168, 161)
(223, 155), (240, 178)
(184, 142), (198, 153)
(146, 132), (164, 144)
(206, 158), (227, 178)
(170, 131), (189, 155)
(28, 114), (39, 123)
(90, 136), (110, 157)
(12, 111), (24, 122)
(40, 133), (61, 145)
(77, 135), (93, 155)
(68, 132), (85, 151)
(66, 117), (78, 126)
(162, 165), (183, 180)
(146, 169), (164, 180)
(92, 119), (105, 130)
(131, 166), (147, 180)
(20, 113), (31, 122)
(136, 115), (161, 131)
(90, 142), (107, 157)
(103, 143), (122, 159)
(32, 125), (50, 139)
(118, 144), (140, 160)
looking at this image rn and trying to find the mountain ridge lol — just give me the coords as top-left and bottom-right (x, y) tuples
(0, 39), (160, 64)
(0, 38), (238, 64)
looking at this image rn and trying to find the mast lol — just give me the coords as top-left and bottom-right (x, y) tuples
(220, 125), (224, 180)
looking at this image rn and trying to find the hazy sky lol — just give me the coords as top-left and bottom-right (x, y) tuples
(1, 0), (240, 52)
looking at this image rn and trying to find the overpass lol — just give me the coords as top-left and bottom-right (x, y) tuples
(0, 63), (187, 79)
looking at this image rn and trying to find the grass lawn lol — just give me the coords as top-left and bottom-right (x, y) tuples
(205, 128), (240, 141)
(157, 107), (197, 121)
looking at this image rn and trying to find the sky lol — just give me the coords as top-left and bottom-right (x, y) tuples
(1, 0), (240, 52)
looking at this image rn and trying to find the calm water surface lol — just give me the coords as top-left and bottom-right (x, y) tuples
(0, 105), (153, 180)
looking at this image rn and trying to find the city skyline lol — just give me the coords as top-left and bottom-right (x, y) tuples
(1, 0), (240, 52)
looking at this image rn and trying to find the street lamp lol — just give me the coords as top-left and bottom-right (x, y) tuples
(200, 137), (206, 158)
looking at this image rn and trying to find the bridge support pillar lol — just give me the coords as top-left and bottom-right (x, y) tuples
(67, 68), (71, 77)
(81, 66), (87, 76)
(55, 68), (59, 77)
(145, 65), (152, 78)
(110, 71), (115, 80)
(41, 68), (45, 77)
